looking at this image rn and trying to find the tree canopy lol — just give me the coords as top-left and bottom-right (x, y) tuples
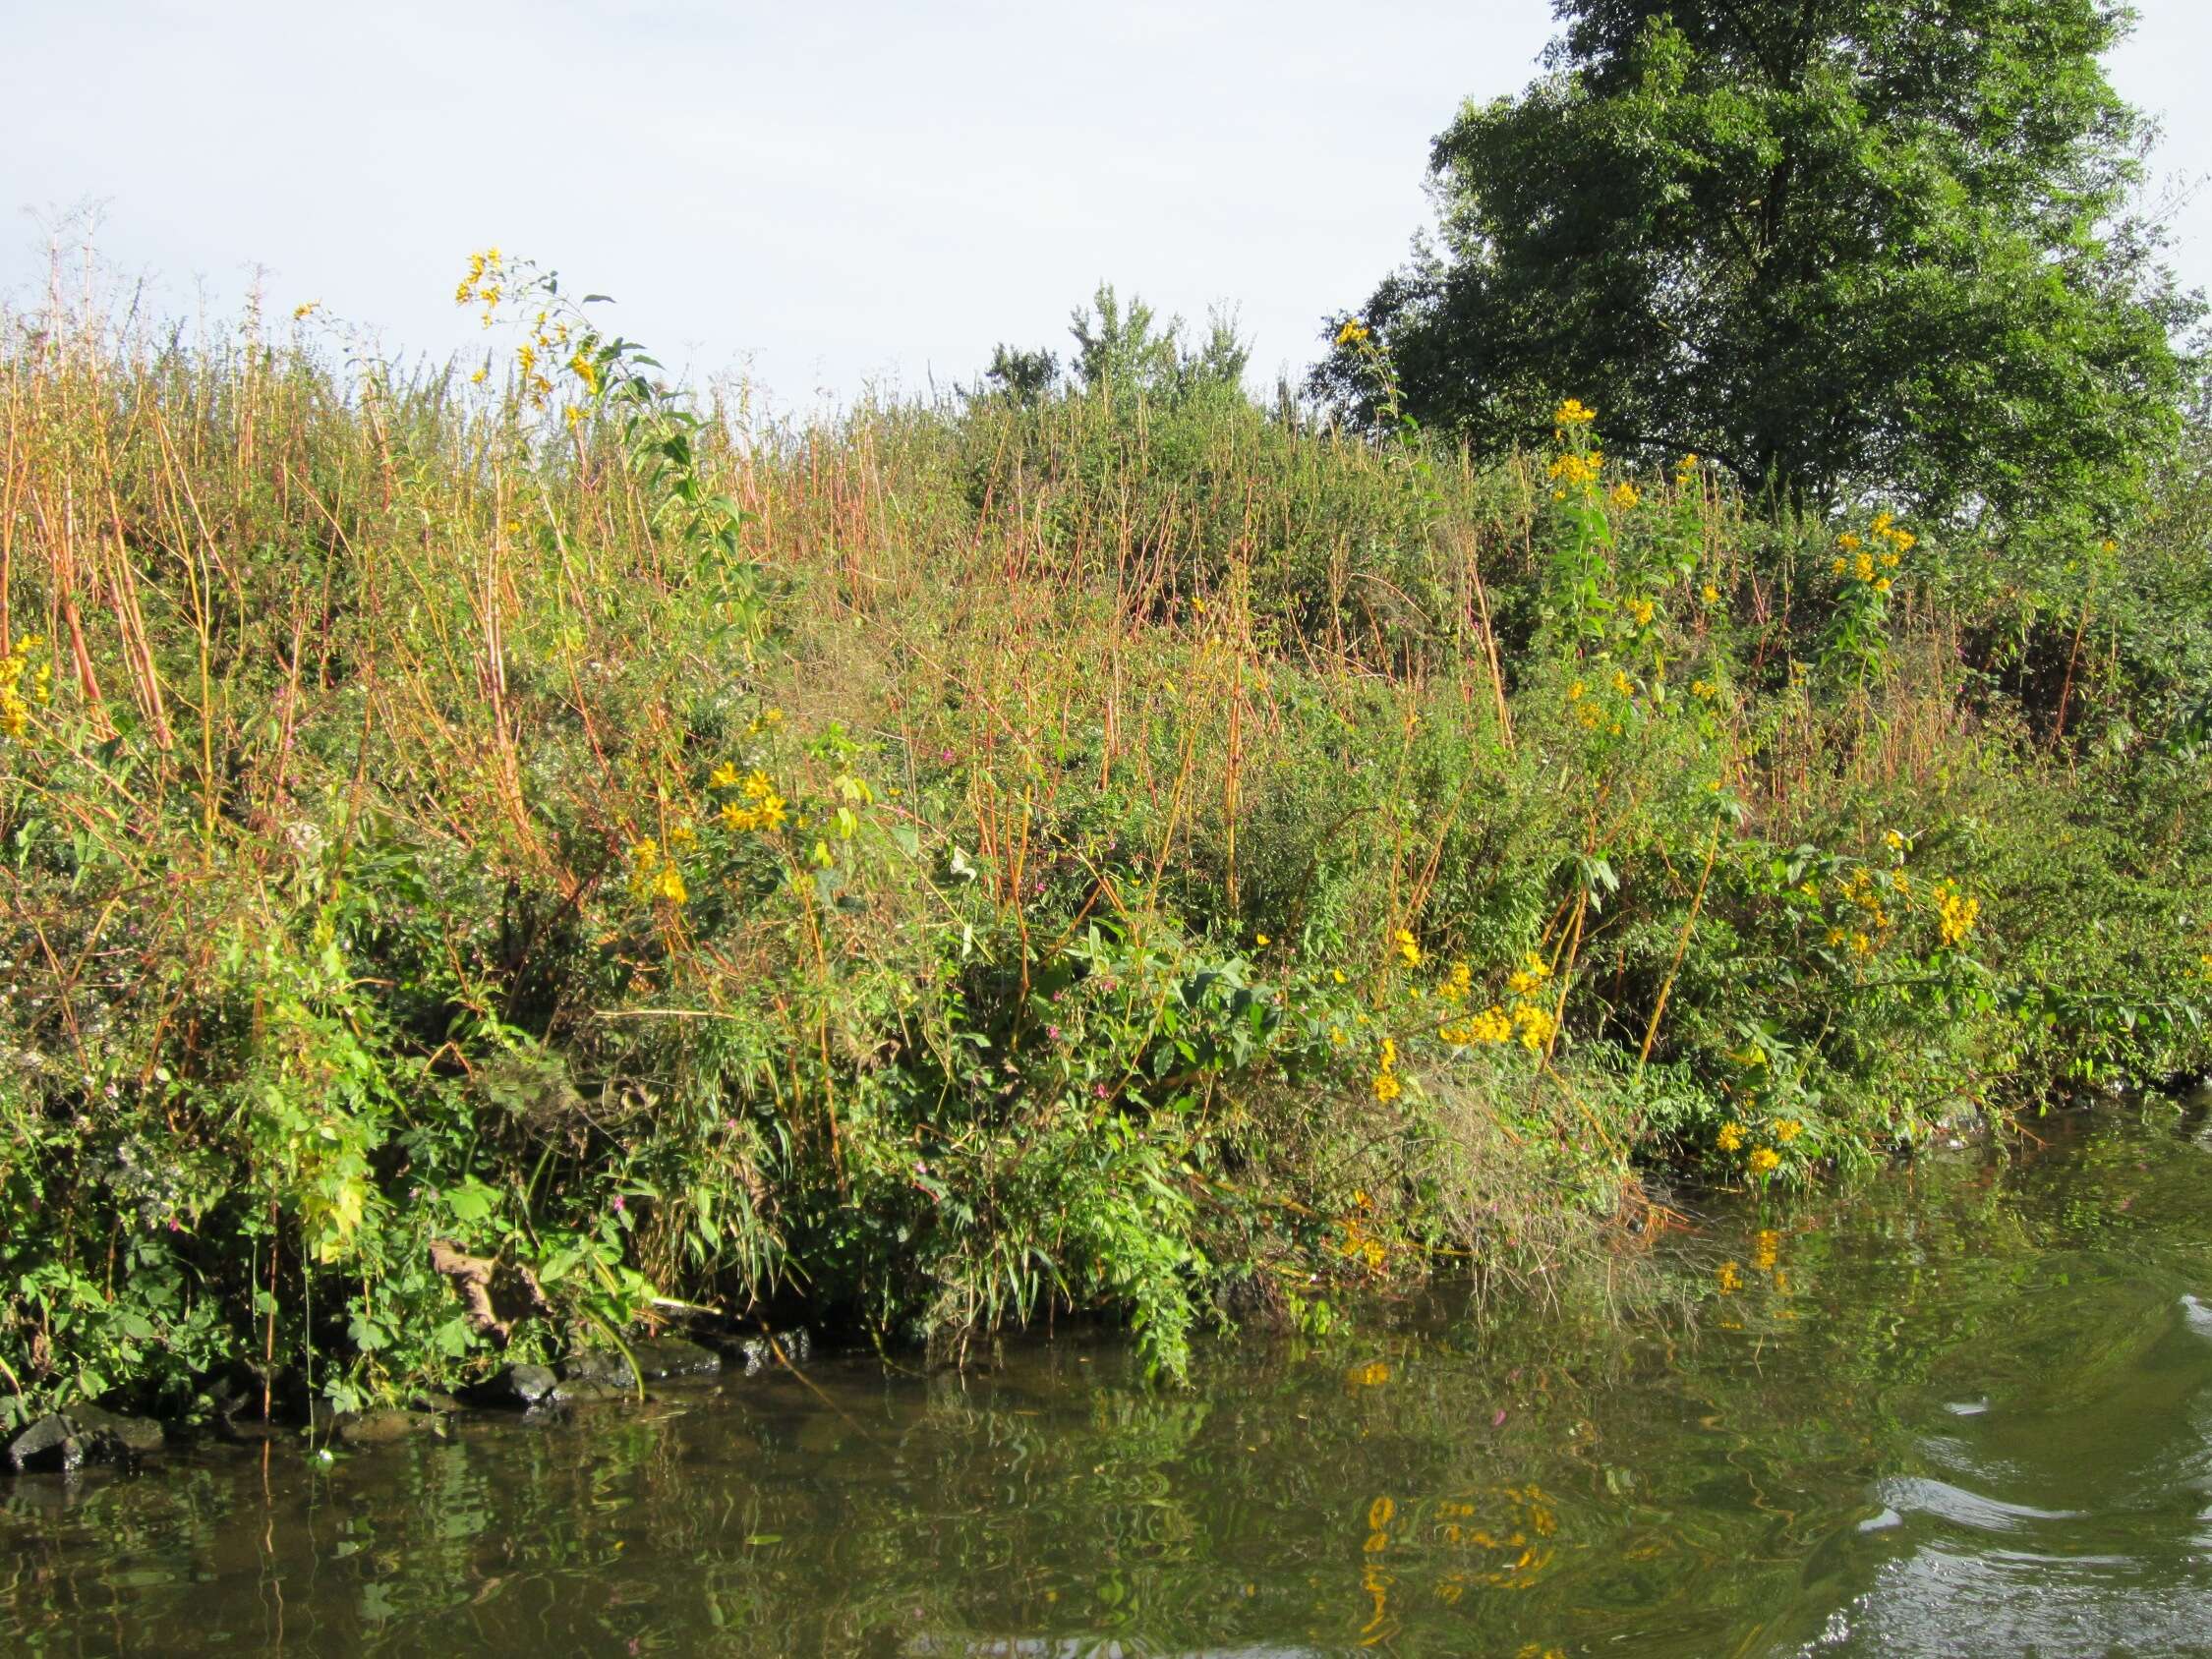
(1319, 0), (2199, 525)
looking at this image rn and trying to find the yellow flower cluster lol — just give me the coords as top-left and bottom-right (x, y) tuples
(454, 248), (504, 318)
(1835, 866), (1893, 944)
(1546, 450), (1604, 493)
(1609, 481), (1641, 510)
(1392, 928), (1422, 968)
(1372, 1036), (1403, 1103)
(627, 837), (688, 905)
(715, 766), (787, 833)
(1553, 398), (1597, 429)
(455, 249), (600, 416)
(0, 633), (52, 739)
(1719, 1116), (1798, 1174)
(1934, 881), (1980, 947)
(1832, 513), (1912, 589)
(1335, 319), (1371, 348)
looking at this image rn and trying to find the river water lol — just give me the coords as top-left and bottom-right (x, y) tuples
(6, 1110), (2210, 1656)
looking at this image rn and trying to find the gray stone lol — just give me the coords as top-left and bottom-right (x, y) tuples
(63, 1404), (163, 1461)
(628, 1337), (720, 1380)
(4, 1405), (162, 1475)
(560, 1337), (721, 1392)
(467, 1363), (558, 1408)
(560, 1348), (637, 1390)
(5, 1416), (83, 1475)
(719, 1326), (813, 1376)
(544, 1380), (629, 1405)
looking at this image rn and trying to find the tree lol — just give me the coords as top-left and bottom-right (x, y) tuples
(1318, 0), (2198, 524)
(981, 343), (1061, 405)
(1069, 284), (1252, 401)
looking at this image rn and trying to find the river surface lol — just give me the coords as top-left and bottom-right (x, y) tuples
(6, 1110), (2211, 1656)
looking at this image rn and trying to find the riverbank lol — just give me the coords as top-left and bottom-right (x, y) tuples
(3, 263), (2209, 1420)
(7, 1109), (2210, 1655)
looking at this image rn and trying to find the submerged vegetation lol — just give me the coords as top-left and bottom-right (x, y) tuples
(0, 230), (2207, 1424)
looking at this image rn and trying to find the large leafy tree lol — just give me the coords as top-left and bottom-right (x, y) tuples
(1320, 0), (2198, 523)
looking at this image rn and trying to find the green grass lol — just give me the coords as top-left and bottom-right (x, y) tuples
(1, 258), (2206, 1418)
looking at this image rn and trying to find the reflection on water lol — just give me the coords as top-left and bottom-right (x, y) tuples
(5, 1113), (2210, 1656)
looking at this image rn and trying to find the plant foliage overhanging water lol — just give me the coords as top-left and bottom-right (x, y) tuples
(4, 1114), (2210, 1655)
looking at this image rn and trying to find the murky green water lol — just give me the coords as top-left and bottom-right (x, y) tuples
(6, 1111), (2211, 1657)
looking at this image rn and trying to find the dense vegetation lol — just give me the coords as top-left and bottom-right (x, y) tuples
(0, 236), (2206, 1425)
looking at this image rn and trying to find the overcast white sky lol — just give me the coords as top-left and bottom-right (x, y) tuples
(8, 1), (2210, 412)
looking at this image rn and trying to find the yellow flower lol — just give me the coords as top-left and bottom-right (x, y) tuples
(1372, 1069), (1403, 1103)
(1553, 398), (1597, 427)
(1936, 887), (1980, 947)
(627, 837), (687, 904)
(1774, 1118), (1802, 1143)
(1610, 481), (1641, 510)
(1545, 451), (1604, 488)
(1393, 929), (1422, 968)
(1567, 679), (1585, 701)
(710, 762), (740, 789)
(1332, 968), (1348, 985)
(1832, 556), (1848, 576)
(1748, 1147), (1781, 1175)
(1716, 1121), (1745, 1153)
(1873, 576), (1892, 594)
(1855, 552), (1876, 583)
(1717, 1261), (1742, 1294)
(1837, 533), (1862, 552)
(1334, 319), (1371, 348)
(1511, 1003), (1556, 1052)
(1627, 597), (1655, 628)
(1701, 583), (1720, 604)
(1468, 1005), (1513, 1044)
(1254, 933), (1270, 946)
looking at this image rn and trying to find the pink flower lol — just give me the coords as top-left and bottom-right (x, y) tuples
(611, 1195), (626, 1214)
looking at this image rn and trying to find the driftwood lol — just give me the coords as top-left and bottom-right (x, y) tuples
(428, 1241), (550, 1344)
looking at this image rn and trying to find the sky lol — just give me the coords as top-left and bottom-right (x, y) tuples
(8, 1), (2211, 414)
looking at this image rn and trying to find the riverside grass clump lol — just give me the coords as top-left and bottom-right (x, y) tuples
(2, 256), (2208, 1421)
